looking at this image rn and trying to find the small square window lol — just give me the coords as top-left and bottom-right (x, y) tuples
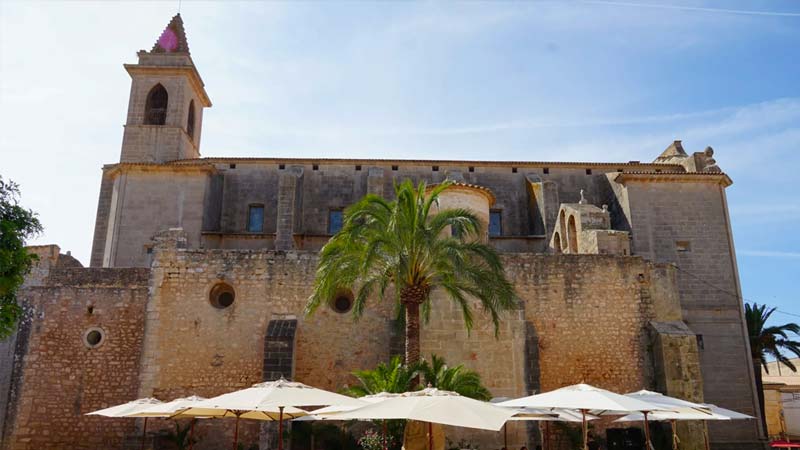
(313, 164), (319, 171)
(489, 211), (502, 237)
(392, 165), (398, 171)
(543, 168), (550, 174)
(355, 165), (362, 171)
(617, 168), (623, 172)
(229, 163), (236, 169)
(586, 169), (592, 175)
(468, 166), (475, 172)
(328, 210), (344, 235)
(432, 166), (439, 172)
(247, 205), (264, 232)
(279, 164), (285, 170)
(512, 167), (518, 173)
(696, 334), (704, 350)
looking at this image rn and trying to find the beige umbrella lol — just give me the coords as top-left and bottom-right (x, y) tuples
(328, 388), (517, 450)
(295, 392), (398, 450)
(499, 383), (670, 450)
(87, 398), (163, 450)
(175, 378), (362, 450)
(128, 396), (208, 450)
(623, 390), (713, 450)
(501, 405), (597, 450)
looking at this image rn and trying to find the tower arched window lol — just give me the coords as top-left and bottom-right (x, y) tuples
(187, 100), (195, 138)
(144, 84), (168, 125)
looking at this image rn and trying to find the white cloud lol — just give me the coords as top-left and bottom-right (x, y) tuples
(739, 250), (800, 259)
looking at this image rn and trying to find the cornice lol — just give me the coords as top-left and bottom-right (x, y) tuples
(613, 171), (733, 187)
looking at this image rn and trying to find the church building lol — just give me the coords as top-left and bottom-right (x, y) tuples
(0, 14), (763, 450)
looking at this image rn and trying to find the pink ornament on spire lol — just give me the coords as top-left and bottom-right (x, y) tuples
(157, 28), (179, 52)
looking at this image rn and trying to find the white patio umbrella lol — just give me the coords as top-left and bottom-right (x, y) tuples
(698, 403), (754, 450)
(328, 388), (517, 450)
(622, 390), (713, 450)
(498, 383), (670, 450)
(500, 405), (598, 450)
(128, 396), (208, 450)
(86, 398), (163, 450)
(174, 378), (363, 450)
(295, 393), (398, 450)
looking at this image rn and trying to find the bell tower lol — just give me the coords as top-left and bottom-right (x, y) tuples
(119, 14), (211, 163)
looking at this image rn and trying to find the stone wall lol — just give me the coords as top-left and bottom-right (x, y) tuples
(94, 161), (682, 267)
(1, 264), (149, 450)
(130, 241), (686, 450)
(617, 174), (763, 448)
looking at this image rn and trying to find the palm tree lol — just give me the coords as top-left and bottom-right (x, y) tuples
(342, 356), (419, 397)
(416, 354), (491, 400)
(744, 302), (800, 434)
(305, 180), (516, 366)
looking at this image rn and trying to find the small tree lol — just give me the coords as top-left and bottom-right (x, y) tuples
(306, 180), (516, 367)
(417, 354), (491, 400)
(0, 176), (42, 339)
(342, 355), (419, 397)
(745, 302), (800, 434)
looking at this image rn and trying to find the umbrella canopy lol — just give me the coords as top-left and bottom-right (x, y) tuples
(700, 403), (754, 420)
(128, 396), (208, 418)
(614, 410), (728, 422)
(506, 407), (596, 423)
(498, 383), (667, 414)
(625, 390), (710, 413)
(326, 387), (515, 431)
(175, 378), (362, 420)
(87, 398), (163, 417)
(294, 392), (394, 421)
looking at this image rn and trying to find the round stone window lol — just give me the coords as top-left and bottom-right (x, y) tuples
(330, 289), (353, 314)
(209, 283), (236, 309)
(82, 327), (106, 349)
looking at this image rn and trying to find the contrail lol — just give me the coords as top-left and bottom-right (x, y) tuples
(582, 0), (800, 17)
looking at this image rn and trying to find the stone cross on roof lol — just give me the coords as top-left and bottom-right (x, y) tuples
(151, 13), (190, 55)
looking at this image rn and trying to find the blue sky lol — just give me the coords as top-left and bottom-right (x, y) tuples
(1, 1), (798, 322)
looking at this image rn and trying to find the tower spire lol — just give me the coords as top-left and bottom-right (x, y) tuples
(151, 13), (190, 55)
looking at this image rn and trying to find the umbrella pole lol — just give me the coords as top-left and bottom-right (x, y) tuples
(582, 409), (588, 450)
(278, 406), (285, 450)
(428, 422), (433, 450)
(703, 420), (710, 450)
(671, 419), (678, 450)
(383, 419), (387, 450)
(544, 420), (550, 450)
(643, 411), (652, 450)
(189, 419), (195, 450)
(504, 422), (507, 449)
(140, 417), (148, 450)
(232, 415), (240, 450)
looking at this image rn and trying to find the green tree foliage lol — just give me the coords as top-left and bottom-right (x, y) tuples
(416, 354), (491, 401)
(306, 180), (516, 365)
(342, 355), (418, 397)
(745, 302), (800, 434)
(0, 176), (42, 339)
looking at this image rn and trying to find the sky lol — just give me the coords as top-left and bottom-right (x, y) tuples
(1, 1), (798, 323)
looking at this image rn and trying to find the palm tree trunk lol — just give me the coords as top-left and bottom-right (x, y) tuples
(753, 357), (768, 437)
(405, 301), (421, 366)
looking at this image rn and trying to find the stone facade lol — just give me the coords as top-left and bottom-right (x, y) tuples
(0, 14), (764, 450)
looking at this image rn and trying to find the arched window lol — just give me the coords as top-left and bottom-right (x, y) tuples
(567, 215), (578, 253)
(187, 100), (195, 138)
(144, 84), (168, 125)
(558, 209), (567, 249)
(553, 232), (562, 253)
